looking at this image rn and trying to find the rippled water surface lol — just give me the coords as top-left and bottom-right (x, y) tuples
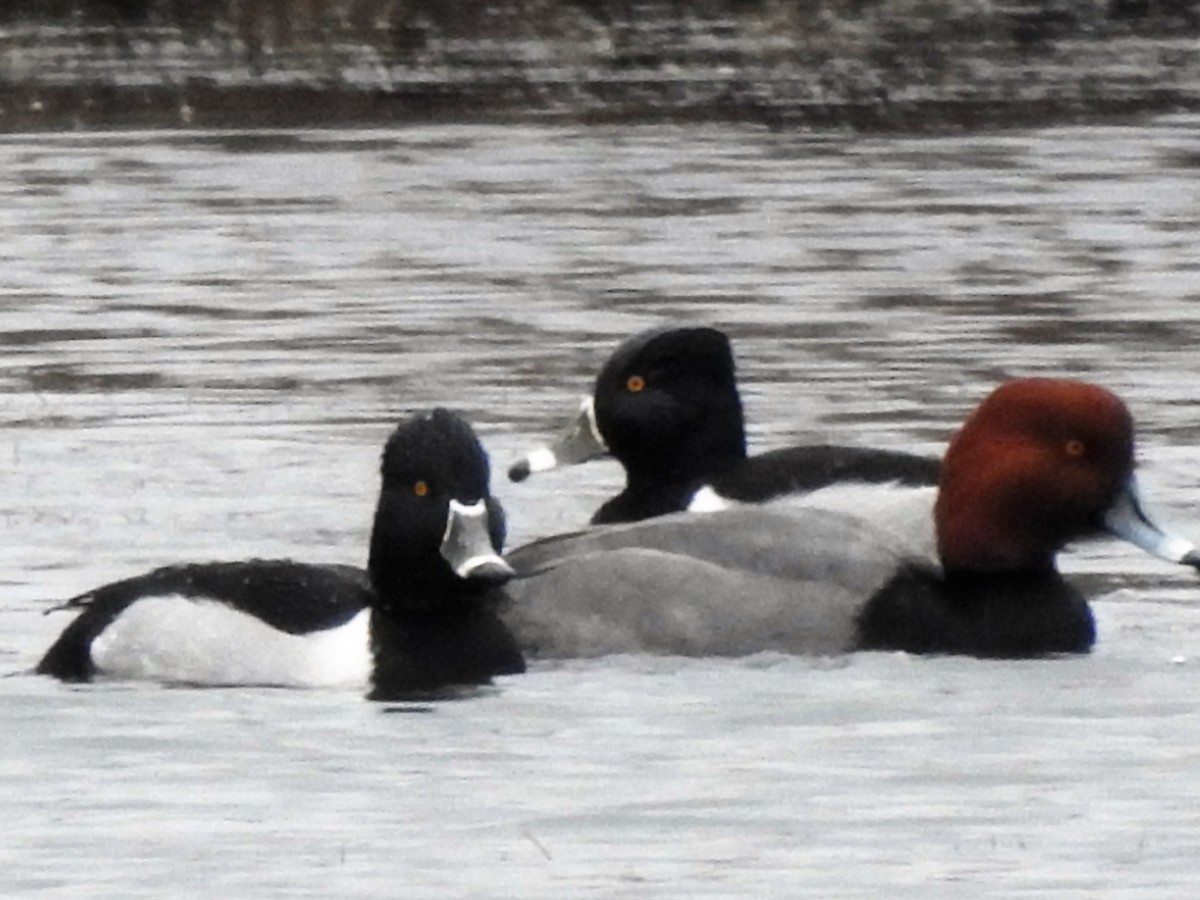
(3, 119), (1200, 896)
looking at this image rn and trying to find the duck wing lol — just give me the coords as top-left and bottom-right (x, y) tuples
(504, 506), (935, 657)
(37, 560), (372, 681)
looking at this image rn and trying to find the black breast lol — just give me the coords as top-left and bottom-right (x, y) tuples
(855, 565), (1096, 658)
(368, 600), (525, 701)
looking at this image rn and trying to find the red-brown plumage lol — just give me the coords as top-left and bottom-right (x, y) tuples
(935, 379), (1134, 573)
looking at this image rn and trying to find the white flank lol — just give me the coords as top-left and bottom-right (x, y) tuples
(687, 485), (733, 513)
(91, 595), (372, 690)
(523, 446), (559, 473)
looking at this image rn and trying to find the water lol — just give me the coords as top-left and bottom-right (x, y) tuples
(3, 118), (1200, 896)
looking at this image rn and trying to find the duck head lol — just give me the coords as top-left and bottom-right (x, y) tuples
(935, 379), (1198, 574)
(369, 409), (512, 612)
(509, 326), (746, 484)
(592, 326), (746, 480)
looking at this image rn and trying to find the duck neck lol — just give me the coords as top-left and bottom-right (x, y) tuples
(367, 599), (522, 701)
(684, 390), (748, 478)
(622, 414), (746, 498)
(366, 543), (449, 616)
(936, 510), (1059, 574)
(596, 476), (702, 523)
(934, 436), (1062, 574)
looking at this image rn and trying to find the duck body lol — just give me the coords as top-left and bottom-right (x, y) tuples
(592, 442), (942, 524)
(36, 409), (525, 700)
(35, 560), (372, 686)
(509, 326), (940, 524)
(502, 379), (1197, 660)
(503, 502), (1092, 659)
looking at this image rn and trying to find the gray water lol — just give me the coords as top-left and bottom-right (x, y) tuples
(3, 119), (1200, 897)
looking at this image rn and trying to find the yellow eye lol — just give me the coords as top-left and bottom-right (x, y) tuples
(1064, 439), (1086, 458)
(414, 480), (429, 497)
(626, 374), (646, 393)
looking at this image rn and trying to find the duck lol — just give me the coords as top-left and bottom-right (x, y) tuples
(36, 409), (525, 700)
(499, 379), (1200, 659)
(507, 326), (941, 524)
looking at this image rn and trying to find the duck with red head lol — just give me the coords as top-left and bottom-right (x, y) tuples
(500, 379), (1198, 659)
(936, 379), (1137, 573)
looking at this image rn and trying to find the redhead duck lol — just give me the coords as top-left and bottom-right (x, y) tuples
(36, 409), (525, 700)
(500, 379), (1198, 658)
(508, 326), (940, 524)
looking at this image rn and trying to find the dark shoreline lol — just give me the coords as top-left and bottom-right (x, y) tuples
(3, 79), (1198, 134)
(4, 3), (1200, 134)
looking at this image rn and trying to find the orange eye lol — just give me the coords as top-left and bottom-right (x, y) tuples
(1064, 439), (1086, 458)
(414, 480), (429, 497)
(626, 374), (646, 393)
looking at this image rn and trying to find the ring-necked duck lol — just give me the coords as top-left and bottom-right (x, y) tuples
(508, 326), (940, 524)
(500, 379), (1199, 658)
(37, 409), (524, 700)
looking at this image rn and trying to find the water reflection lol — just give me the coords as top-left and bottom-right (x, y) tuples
(2, 118), (1200, 897)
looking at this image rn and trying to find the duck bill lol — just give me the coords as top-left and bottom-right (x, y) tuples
(1103, 476), (1200, 569)
(507, 395), (608, 482)
(441, 499), (514, 584)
